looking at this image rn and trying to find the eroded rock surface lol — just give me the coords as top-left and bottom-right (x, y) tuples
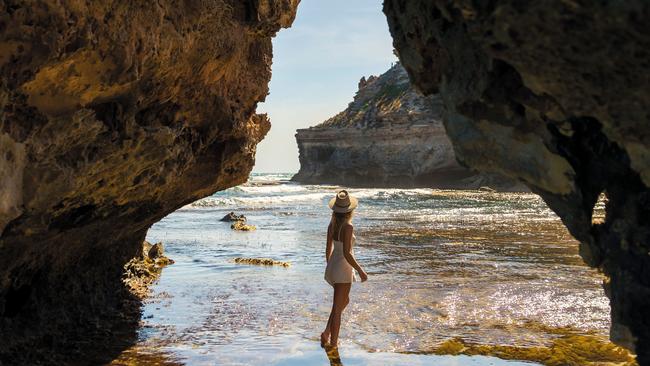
(293, 64), (524, 190)
(0, 0), (297, 363)
(384, 1), (650, 362)
(123, 241), (174, 300)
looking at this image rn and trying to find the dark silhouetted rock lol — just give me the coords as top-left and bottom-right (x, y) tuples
(384, 1), (650, 361)
(147, 242), (164, 261)
(220, 212), (247, 222)
(0, 0), (298, 363)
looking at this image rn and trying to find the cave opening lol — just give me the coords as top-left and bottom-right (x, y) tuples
(103, 1), (644, 364)
(1, 0), (648, 365)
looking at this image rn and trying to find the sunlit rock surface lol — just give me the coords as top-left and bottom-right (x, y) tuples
(0, 0), (297, 363)
(293, 64), (524, 190)
(383, 1), (650, 363)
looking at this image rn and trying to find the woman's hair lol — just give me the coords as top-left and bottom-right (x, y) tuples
(331, 211), (353, 240)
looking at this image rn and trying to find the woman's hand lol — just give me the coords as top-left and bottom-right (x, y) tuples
(359, 269), (368, 282)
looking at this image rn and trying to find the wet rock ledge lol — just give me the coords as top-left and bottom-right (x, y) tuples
(292, 63), (524, 191)
(123, 241), (174, 300)
(383, 1), (650, 363)
(0, 1), (298, 364)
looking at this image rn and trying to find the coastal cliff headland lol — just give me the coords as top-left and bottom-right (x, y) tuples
(293, 64), (524, 191)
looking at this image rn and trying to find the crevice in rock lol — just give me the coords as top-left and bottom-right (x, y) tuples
(3, 283), (32, 318)
(134, 102), (180, 128)
(92, 101), (126, 134)
(48, 204), (98, 232)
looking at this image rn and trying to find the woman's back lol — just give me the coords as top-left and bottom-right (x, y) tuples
(332, 224), (355, 249)
(325, 224), (357, 286)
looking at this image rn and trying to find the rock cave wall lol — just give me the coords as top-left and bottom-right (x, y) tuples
(383, 1), (650, 363)
(0, 1), (298, 364)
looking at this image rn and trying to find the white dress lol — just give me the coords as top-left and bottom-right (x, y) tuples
(324, 225), (358, 286)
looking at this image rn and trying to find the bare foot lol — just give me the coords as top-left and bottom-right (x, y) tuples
(320, 332), (330, 348)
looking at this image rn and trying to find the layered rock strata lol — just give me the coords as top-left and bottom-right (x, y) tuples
(383, 1), (650, 362)
(0, 0), (297, 364)
(293, 64), (524, 190)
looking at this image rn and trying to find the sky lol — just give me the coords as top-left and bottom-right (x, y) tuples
(253, 0), (397, 173)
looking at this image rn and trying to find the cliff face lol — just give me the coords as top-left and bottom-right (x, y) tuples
(0, 1), (297, 363)
(383, 1), (650, 362)
(293, 64), (524, 190)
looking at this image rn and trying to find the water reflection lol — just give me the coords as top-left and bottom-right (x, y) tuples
(324, 345), (343, 366)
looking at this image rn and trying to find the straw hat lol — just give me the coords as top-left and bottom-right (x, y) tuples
(328, 190), (358, 213)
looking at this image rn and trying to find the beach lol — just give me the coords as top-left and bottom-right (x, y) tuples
(111, 173), (628, 365)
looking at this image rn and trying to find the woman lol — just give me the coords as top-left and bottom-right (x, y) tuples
(321, 190), (368, 348)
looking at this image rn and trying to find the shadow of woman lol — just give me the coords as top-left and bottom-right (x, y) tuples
(323, 345), (344, 366)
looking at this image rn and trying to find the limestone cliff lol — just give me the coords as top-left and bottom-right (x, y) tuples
(383, 1), (650, 363)
(0, 1), (298, 364)
(293, 64), (524, 190)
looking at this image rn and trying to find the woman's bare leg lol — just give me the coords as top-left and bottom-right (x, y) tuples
(330, 283), (351, 347)
(322, 285), (338, 345)
(321, 308), (333, 346)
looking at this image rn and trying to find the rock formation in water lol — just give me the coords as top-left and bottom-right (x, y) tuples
(0, 1), (298, 364)
(293, 63), (524, 190)
(383, 1), (650, 363)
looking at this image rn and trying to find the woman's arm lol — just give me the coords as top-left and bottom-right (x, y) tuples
(325, 223), (333, 263)
(342, 224), (368, 282)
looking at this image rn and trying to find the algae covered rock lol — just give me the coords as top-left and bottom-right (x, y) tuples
(123, 241), (174, 300)
(231, 221), (256, 231)
(233, 257), (290, 267)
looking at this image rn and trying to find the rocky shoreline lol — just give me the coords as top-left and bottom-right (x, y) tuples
(123, 241), (174, 300)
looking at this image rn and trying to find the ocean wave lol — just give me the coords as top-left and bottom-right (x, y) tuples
(182, 187), (438, 209)
(235, 184), (309, 195)
(248, 173), (294, 182)
(188, 192), (332, 208)
(181, 175), (547, 211)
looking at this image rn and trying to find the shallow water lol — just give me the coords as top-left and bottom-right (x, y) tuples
(111, 173), (614, 365)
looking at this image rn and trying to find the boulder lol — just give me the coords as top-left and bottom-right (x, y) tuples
(147, 242), (164, 261)
(220, 212), (247, 222)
